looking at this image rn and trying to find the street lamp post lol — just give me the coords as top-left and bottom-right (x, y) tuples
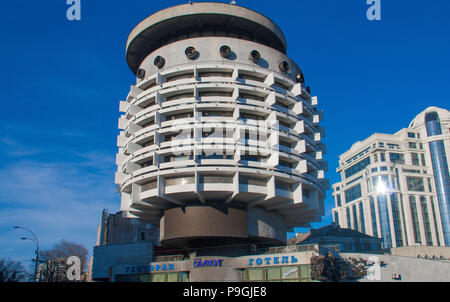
(14, 226), (40, 282)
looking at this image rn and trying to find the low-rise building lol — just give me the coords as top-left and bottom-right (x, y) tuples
(91, 210), (159, 281)
(288, 223), (382, 252)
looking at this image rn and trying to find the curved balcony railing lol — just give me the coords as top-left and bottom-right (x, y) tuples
(165, 176), (196, 187)
(200, 175), (233, 184)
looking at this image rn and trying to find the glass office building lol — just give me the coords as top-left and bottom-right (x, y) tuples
(332, 107), (450, 248)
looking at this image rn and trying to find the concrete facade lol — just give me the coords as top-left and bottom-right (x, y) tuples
(115, 2), (328, 249)
(332, 107), (450, 248)
(388, 245), (450, 259)
(339, 252), (450, 282)
(91, 210), (158, 281)
(93, 241), (154, 281)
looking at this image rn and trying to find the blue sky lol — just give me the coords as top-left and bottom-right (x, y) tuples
(0, 0), (449, 268)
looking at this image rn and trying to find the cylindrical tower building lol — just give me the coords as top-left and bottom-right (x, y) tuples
(115, 2), (328, 252)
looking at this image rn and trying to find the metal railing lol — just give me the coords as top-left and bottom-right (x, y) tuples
(165, 176), (195, 186)
(240, 177), (267, 187)
(142, 181), (157, 191)
(266, 244), (317, 254)
(200, 175), (233, 184)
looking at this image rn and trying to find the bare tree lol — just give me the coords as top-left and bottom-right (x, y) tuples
(310, 253), (371, 282)
(0, 259), (27, 282)
(39, 240), (88, 282)
(310, 252), (343, 282)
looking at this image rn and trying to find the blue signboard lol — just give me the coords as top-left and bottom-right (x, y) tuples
(124, 263), (175, 274)
(248, 255), (299, 266)
(193, 258), (224, 268)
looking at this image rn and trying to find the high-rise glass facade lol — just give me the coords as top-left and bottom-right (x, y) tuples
(425, 112), (450, 245)
(332, 107), (449, 247)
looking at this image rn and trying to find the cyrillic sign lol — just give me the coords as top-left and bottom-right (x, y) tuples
(193, 258), (224, 268)
(124, 263), (174, 274)
(248, 255), (298, 266)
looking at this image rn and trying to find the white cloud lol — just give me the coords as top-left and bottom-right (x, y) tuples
(0, 154), (120, 262)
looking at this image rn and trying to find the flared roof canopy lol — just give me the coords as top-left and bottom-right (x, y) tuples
(126, 2), (287, 74)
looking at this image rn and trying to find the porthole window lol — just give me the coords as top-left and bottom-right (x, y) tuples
(154, 56), (165, 68)
(249, 50), (260, 63)
(279, 61), (289, 72)
(220, 45), (232, 58)
(185, 46), (198, 60)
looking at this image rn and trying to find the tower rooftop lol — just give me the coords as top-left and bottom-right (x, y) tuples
(126, 2), (287, 74)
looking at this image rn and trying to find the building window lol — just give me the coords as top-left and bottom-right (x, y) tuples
(380, 152), (386, 162)
(166, 92), (194, 101)
(165, 155), (193, 162)
(425, 112), (450, 245)
(359, 202), (366, 234)
(377, 194), (392, 248)
(344, 157), (371, 178)
(166, 72), (194, 82)
(336, 194), (341, 207)
(426, 178), (433, 192)
(406, 176), (425, 192)
(370, 197), (378, 238)
(411, 153), (420, 166)
(275, 180), (293, 191)
(240, 176), (267, 187)
(420, 197), (433, 246)
(408, 132), (416, 138)
(200, 175), (233, 184)
(344, 184), (362, 203)
(238, 73), (264, 82)
(167, 112), (192, 120)
(391, 193), (404, 247)
(244, 265), (313, 282)
(165, 176), (195, 186)
(430, 197), (441, 246)
(142, 180), (157, 191)
(425, 112), (442, 136)
(202, 110), (233, 117)
(408, 142), (417, 149)
(115, 272), (189, 282)
(141, 159), (154, 168)
(334, 212), (340, 226)
(409, 196), (422, 244)
(346, 207), (352, 229)
(387, 143), (400, 149)
(389, 153), (405, 164)
(352, 204), (359, 231)
(373, 175), (389, 191)
(420, 153), (426, 166)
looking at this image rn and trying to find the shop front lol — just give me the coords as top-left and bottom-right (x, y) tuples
(111, 244), (319, 282)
